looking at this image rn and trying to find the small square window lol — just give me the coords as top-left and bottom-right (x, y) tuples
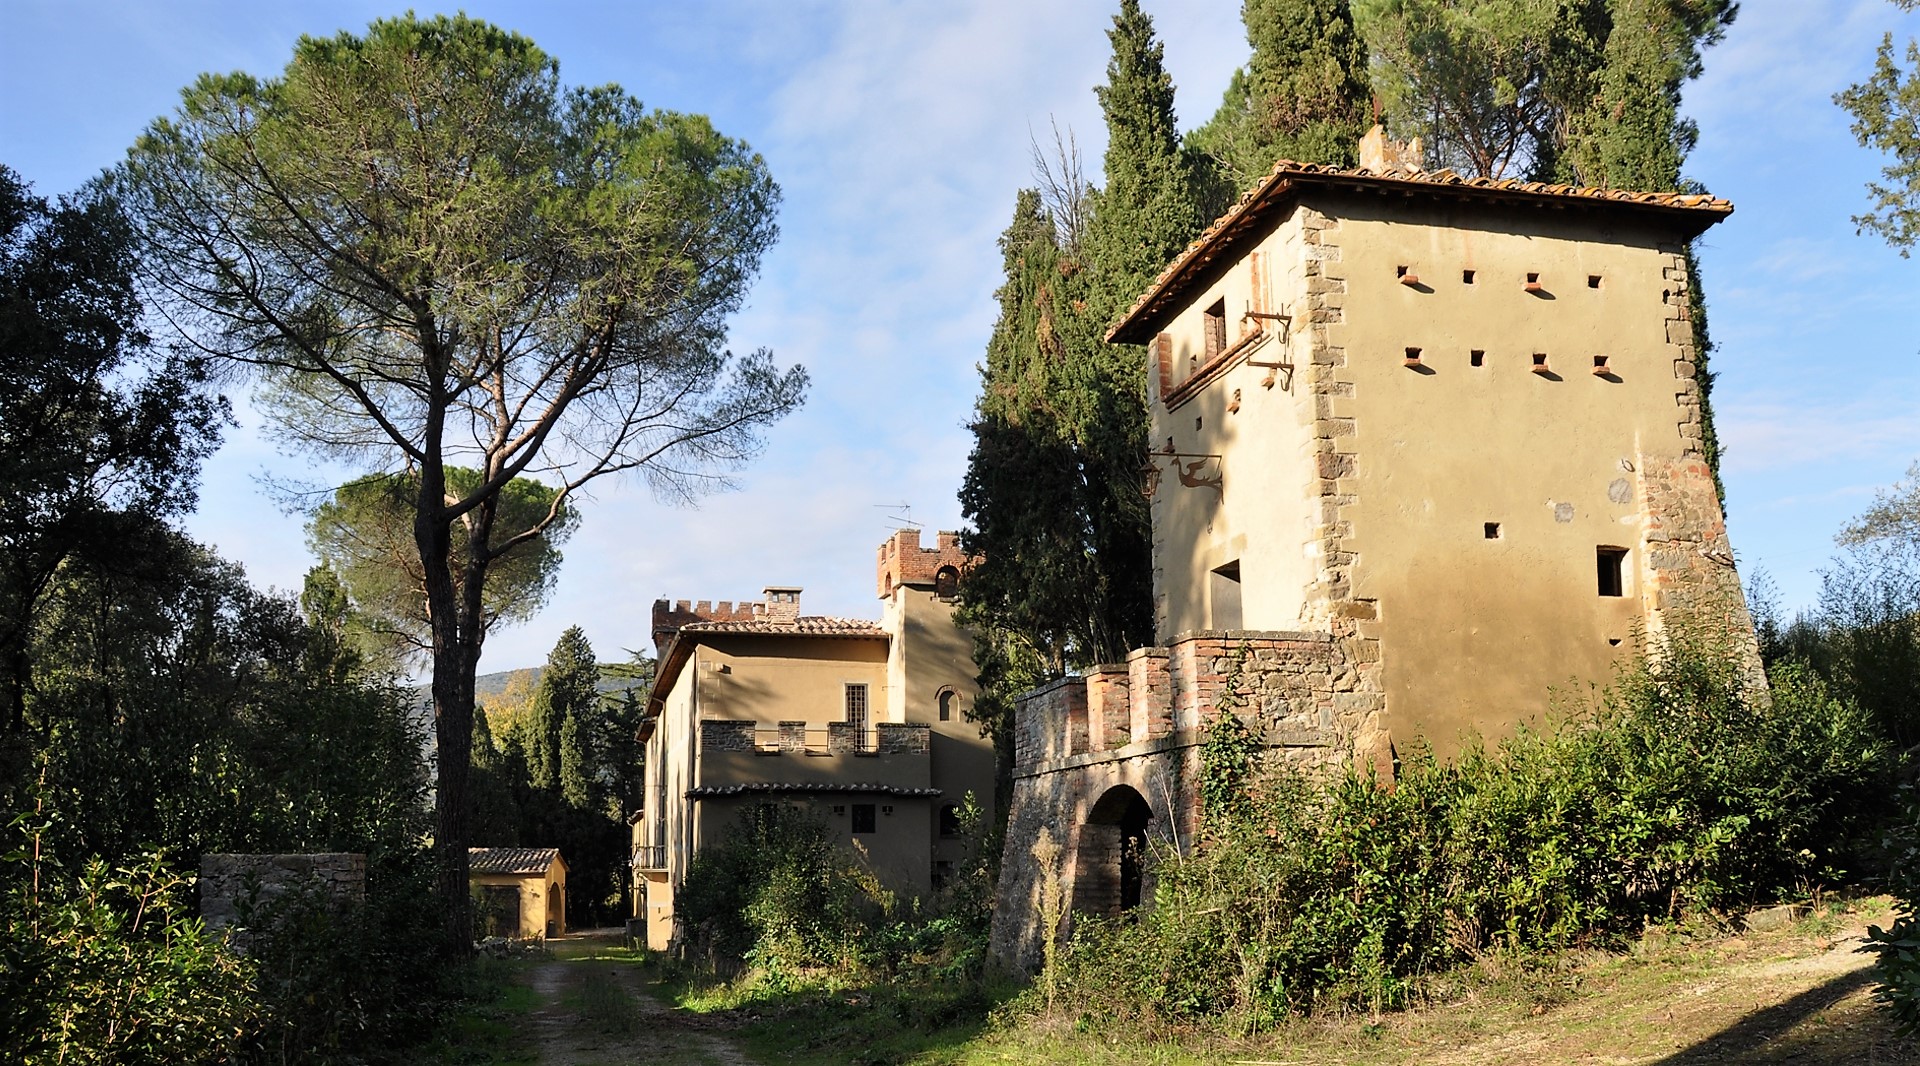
(1597, 548), (1627, 597)
(1588, 275), (1603, 289)
(851, 804), (876, 834)
(1470, 350), (1485, 367)
(1484, 522), (1501, 539)
(1462, 269), (1476, 285)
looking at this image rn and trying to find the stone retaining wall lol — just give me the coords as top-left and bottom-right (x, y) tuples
(199, 852), (366, 932)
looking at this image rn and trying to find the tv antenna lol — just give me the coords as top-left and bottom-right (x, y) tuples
(875, 502), (919, 531)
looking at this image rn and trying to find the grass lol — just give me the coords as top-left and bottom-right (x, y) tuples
(641, 896), (1918, 1066)
(411, 903), (1914, 1065)
(952, 896), (1918, 1066)
(649, 956), (1019, 1066)
(419, 957), (540, 1065)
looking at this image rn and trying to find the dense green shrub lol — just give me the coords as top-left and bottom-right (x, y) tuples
(676, 794), (1002, 996)
(1049, 630), (1891, 1031)
(676, 806), (895, 975)
(1864, 780), (1920, 1034)
(0, 824), (256, 1065)
(230, 845), (449, 1065)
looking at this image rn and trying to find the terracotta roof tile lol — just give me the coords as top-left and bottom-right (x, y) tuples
(685, 782), (945, 798)
(678, 616), (886, 638)
(468, 847), (562, 876)
(1108, 159), (1734, 344)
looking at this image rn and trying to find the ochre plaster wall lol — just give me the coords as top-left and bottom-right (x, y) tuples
(884, 585), (998, 871)
(471, 865), (566, 939)
(1147, 193), (1751, 756)
(1148, 209), (1320, 642)
(691, 635), (889, 729)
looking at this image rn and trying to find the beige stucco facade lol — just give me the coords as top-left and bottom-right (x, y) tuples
(631, 531), (995, 952)
(469, 848), (567, 939)
(1127, 153), (1756, 758)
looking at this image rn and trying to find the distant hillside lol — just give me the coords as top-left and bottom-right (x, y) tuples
(472, 662), (652, 702)
(473, 666), (538, 702)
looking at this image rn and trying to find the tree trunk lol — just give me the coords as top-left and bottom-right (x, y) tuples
(424, 459), (506, 957)
(431, 631), (478, 956)
(417, 417), (479, 956)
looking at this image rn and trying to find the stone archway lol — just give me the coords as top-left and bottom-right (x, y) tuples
(1073, 785), (1154, 917)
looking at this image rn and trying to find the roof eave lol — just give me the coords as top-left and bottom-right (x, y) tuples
(1107, 169), (1733, 346)
(641, 625), (891, 723)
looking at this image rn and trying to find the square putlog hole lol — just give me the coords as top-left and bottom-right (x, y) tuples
(1484, 522), (1502, 539)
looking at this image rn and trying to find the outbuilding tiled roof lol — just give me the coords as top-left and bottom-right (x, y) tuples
(1108, 158), (1735, 344)
(685, 781), (945, 798)
(679, 616), (886, 638)
(468, 847), (561, 876)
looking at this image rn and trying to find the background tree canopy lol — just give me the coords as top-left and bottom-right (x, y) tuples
(308, 468), (580, 665)
(0, 166), (224, 742)
(1837, 0), (1920, 255)
(112, 13), (807, 951)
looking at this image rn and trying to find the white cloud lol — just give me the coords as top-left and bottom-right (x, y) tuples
(1718, 393), (1920, 478)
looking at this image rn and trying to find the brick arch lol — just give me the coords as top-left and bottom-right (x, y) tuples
(1073, 785), (1154, 917)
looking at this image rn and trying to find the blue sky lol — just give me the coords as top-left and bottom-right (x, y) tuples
(4, 1), (1916, 671)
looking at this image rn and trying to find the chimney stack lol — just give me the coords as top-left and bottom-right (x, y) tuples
(762, 586), (802, 625)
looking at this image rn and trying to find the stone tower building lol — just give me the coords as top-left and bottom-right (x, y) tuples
(990, 138), (1761, 969)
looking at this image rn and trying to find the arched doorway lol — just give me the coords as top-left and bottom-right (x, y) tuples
(1073, 785), (1154, 917)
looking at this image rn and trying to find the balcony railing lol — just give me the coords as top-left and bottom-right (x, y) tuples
(631, 845), (666, 871)
(699, 720), (930, 756)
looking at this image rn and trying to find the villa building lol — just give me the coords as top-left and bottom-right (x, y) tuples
(631, 530), (995, 951)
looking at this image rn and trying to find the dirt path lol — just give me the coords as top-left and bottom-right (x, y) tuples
(524, 955), (760, 1066)
(1248, 908), (1920, 1066)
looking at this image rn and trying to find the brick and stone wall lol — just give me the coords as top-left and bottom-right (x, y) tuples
(989, 629), (1363, 970)
(876, 528), (971, 597)
(876, 722), (931, 754)
(199, 853), (366, 933)
(700, 719), (757, 752)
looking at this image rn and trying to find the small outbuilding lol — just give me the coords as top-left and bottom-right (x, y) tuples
(469, 847), (567, 939)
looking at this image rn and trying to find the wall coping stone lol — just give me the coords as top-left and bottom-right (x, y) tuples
(1168, 629), (1333, 644)
(1014, 726), (1335, 779)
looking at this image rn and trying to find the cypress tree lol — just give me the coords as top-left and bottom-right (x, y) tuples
(522, 684), (559, 792)
(1560, 0), (1737, 498)
(1087, 0), (1204, 318)
(559, 710), (591, 810)
(1190, 0), (1371, 204)
(962, 1), (1198, 692)
(523, 625), (599, 795)
(961, 192), (1090, 678)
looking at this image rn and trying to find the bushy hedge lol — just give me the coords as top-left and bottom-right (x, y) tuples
(0, 834), (255, 1065)
(676, 806), (896, 977)
(1050, 631), (1891, 1031)
(1864, 780), (1920, 1033)
(2, 806), (460, 1065)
